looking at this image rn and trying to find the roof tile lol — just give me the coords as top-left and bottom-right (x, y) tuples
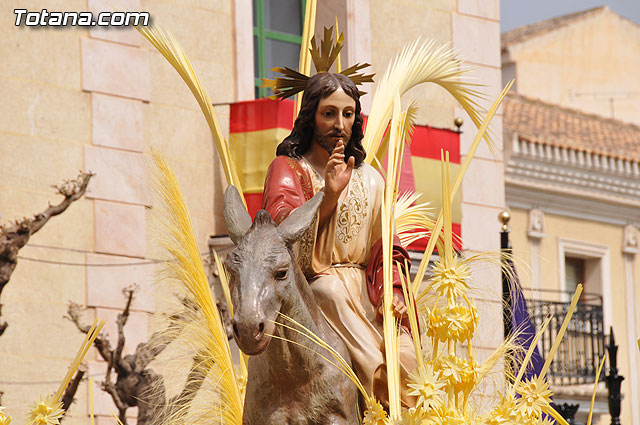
(503, 93), (640, 161)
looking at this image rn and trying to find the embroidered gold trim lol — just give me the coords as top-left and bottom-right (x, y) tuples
(336, 167), (368, 243)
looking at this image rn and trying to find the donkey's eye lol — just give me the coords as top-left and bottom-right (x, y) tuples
(275, 269), (288, 280)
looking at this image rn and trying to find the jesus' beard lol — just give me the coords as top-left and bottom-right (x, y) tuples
(313, 129), (349, 154)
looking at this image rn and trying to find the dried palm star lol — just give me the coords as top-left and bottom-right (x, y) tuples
(363, 398), (387, 425)
(27, 398), (64, 425)
(0, 407), (12, 425)
(429, 257), (471, 300)
(515, 377), (553, 420)
(407, 364), (445, 410)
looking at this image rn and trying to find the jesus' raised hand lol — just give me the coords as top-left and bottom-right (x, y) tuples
(324, 140), (355, 196)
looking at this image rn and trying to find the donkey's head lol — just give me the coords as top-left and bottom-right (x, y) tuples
(223, 185), (323, 355)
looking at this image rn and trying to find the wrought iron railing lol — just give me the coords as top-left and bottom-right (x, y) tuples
(524, 288), (605, 386)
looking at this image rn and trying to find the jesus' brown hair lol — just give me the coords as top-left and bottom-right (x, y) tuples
(275, 73), (366, 167)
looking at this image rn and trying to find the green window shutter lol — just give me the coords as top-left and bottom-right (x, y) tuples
(253, 0), (306, 98)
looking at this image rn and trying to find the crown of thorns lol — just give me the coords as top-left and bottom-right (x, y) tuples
(261, 26), (375, 100)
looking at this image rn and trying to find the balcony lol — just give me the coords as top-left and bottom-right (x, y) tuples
(524, 288), (605, 386)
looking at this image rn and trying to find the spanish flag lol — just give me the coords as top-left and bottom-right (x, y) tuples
(400, 124), (462, 251)
(229, 98), (295, 217)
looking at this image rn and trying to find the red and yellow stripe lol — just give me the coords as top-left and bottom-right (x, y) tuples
(230, 99), (295, 216)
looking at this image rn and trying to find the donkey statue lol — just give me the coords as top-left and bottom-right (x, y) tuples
(223, 185), (358, 425)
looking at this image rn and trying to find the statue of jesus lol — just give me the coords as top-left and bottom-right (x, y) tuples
(262, 72), (417, 407)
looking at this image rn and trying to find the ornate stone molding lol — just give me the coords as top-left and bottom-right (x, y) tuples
(506, 136), (640, 226)
(527, 207), (546, 239)
(507, 136), (640, 201)
(623, 224), (640, 255)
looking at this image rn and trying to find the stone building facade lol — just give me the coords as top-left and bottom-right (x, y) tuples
(502, 6), (640, 125)
(503, 9), (640, 423)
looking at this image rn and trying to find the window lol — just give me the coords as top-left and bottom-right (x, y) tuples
(564, 256), (586, 296)
(253, 0), (306, 98)
(558, 238), (612, 329)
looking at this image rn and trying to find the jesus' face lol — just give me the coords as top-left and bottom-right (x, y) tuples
(312, 88), (356, 154)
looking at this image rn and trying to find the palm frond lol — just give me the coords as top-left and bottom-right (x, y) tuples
(510, 315), (552, 394)
(394, 191), (433, 248)
(399, 264), (424, 371)
(136, 25), (242, 195)
(374, 101), (419, 173)
(294, 0), (317, 117)
(476, 332), (522, 385)
(363, 39), (488, 163)
(28, 320), (105, 425)
(379, 91), (406, 419)
(150, 149), (243, 425)
(411, 80), (514, 294)
(53, 319), (105, 403)
(539, 284), (583, 378)
(586, 354), (606, 425)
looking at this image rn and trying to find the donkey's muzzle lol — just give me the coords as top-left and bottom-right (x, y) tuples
(232, 318), (264, 340)
(232, 316), (271, 355)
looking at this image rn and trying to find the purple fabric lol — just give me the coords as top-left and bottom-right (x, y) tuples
(507, 258), (556, 422)
(507, 258), (546, 381)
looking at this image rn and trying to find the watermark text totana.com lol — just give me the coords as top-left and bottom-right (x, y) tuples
(14, 9), (150, 27)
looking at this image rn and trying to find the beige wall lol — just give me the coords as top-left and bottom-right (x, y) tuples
(369, 0), (457, 128)
(507, 8), (640, 125)
(452, 2), (505, 409)
(0, 0), (234, 421)
(509, 207), (638, 424)
(1, 1), (94, 420)
(315, 0), (461, 128)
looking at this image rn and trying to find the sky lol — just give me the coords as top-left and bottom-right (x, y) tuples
(501, 0), (640, 32)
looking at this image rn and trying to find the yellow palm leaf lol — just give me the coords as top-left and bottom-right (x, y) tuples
(363, 39), (488, 163)
(394, 191), (433, 248)
(294, 0), (317, 118)
(379, 91), (408, 419)
(150, 149), (243, 425)
(411, 80), (514, 294)
(586, 354), (606, 425)
(136, 25), (242, 196)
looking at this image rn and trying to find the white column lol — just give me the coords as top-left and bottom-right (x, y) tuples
(623, 224), (640, 424)
(345, 0), (371, 113)
(529, 238), (542, 297)
(233, 0), (255, 101)
(527, 208), (545, 299)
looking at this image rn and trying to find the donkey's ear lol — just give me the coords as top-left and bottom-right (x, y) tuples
(224, 185), (252, 245)
(278, 191), (324, 246)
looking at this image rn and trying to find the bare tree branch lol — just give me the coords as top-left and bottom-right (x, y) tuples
(65, 302), (112, 362)
(67, 289), (210, 425)
(102, 378), (127, 424)
(0, 172), (93, 335)
(60, 365), (87, 421)
(113, 288), (135, 369)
